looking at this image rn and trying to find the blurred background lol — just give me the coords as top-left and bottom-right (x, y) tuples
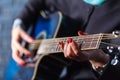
(0, 0), (28, 79)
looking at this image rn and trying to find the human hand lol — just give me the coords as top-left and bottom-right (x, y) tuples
(59, 31), (89, 62)
(11, 27), (34, 66)
(59, 31), (110, 66)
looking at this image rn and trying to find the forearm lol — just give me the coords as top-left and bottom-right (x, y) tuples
(87, 49), (110, 73)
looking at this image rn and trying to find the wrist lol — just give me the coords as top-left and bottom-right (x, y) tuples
(91, 62), (107, 73)
(88, 49), (110, 73)
(89, 54), (110, 73)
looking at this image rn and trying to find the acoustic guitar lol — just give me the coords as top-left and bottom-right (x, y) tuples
(5, 11), (63, 80)
(5, 11), (120, 80)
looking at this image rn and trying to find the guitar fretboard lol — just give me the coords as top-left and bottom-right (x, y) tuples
(28, 34), (104, 55)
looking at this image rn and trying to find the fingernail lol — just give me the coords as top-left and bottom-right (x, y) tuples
(31, 38), (35, 41)
(78, 31), (84, 35)
(20, 62), (26, 66)
(68, 38), (72, 43)
(59, 41), (62, 45)
(27, 52), (31, 56)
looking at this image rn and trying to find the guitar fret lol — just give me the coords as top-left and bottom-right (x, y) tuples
(56, 43), (62, 52)
(77, 34), (103, 50)
(89, 36), (94, 48)
(28, 34), (104, 55)
(89, 35), (99, 49)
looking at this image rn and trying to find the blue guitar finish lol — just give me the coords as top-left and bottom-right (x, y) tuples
(34, 12), (61, 39)
(4, 12), (61, 80)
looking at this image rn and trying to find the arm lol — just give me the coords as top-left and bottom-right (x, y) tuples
(59, 31), (110, 73)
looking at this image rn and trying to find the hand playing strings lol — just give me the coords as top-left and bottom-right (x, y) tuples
(11, 27), (34, 66)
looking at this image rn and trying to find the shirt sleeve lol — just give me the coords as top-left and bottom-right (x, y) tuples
(16, 0), (45, 27)
(12, 18), (26, 30)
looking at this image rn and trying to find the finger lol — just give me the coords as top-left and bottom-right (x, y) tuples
(66, 43), (75, 58)
(64, 39), (69, 57)
(11, 28), (31, 56)
(12, 40), (31, 56)
(70, 41), (79, 56)
(12, 46), (26, 66)
(64, 38), (76, 58)
(59, 40), (74, 58)
(20, 29), (34, 43)
(70, 41), (88, 62)
(67, 38), (78, 55)
(67, 38), (79, 57)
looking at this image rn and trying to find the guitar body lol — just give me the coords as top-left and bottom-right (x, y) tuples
(5, 10), (120, 80)
(5, 11), (69, 80)
(31, 12), (66, 80)
(32, 12), (73, 80)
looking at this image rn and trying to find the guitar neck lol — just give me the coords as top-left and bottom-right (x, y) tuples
(28, 33), (104, 55)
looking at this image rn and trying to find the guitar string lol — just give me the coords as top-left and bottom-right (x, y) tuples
(30, 34), (120, 43)
(29, 34), (120, 50)
(28, 34), (120, 66)
(30, 33), (115, 43)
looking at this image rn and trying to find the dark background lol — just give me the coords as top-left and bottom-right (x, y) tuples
(0, 0), (28, 79)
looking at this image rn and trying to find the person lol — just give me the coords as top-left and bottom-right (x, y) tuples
(5, 0), (120, 80)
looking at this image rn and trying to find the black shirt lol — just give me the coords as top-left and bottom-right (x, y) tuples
(17, 0), (120, 80)
(18, 0), (120, 34)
